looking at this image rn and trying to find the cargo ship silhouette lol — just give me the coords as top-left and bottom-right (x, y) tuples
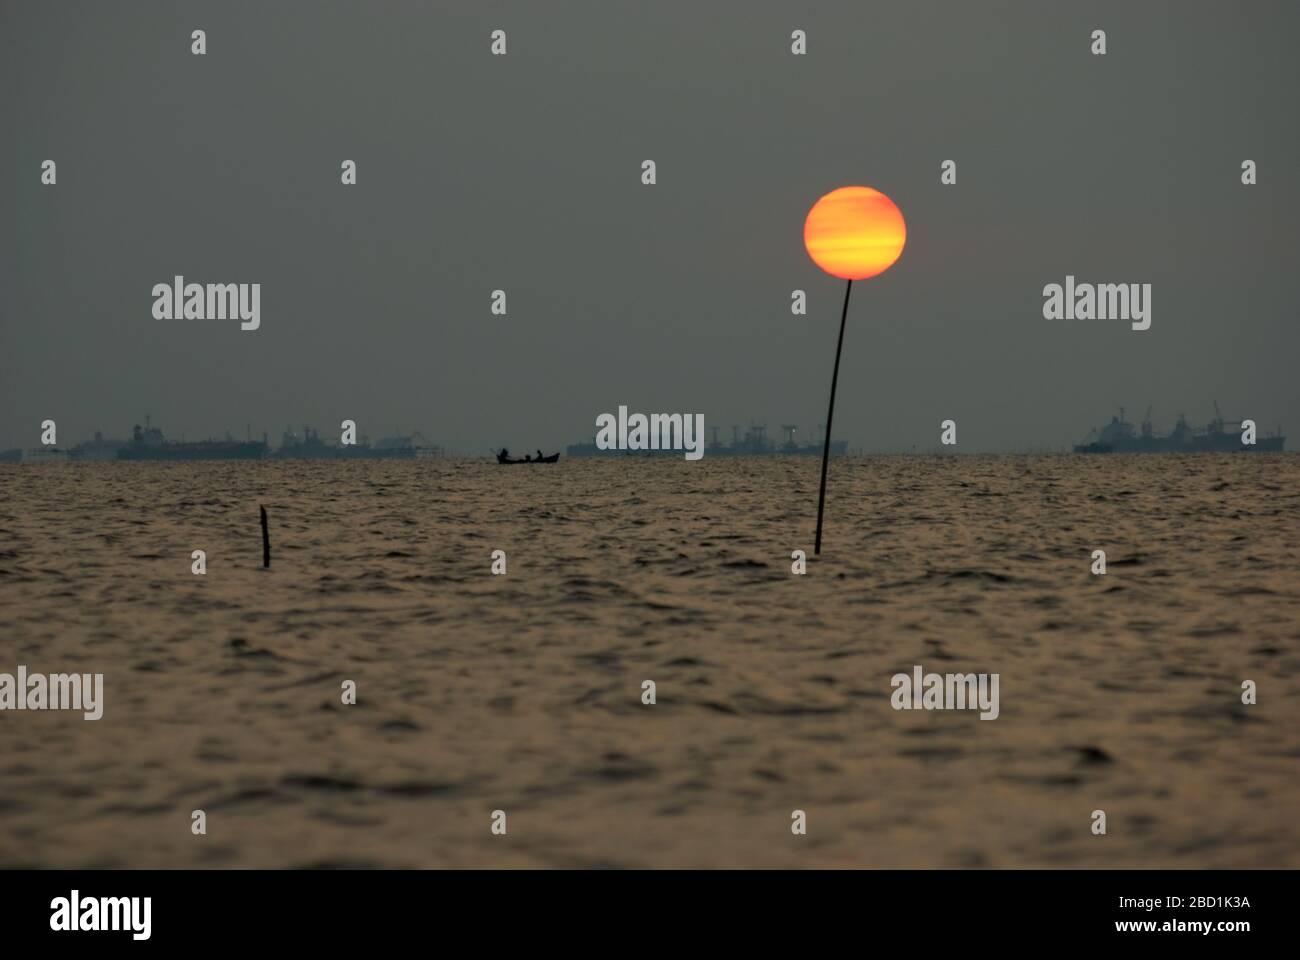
(117, 417), (267, 460)
(273, 426), (442, 459)
(7, 421), (445, 462)
(1073, 406), (1285, 453)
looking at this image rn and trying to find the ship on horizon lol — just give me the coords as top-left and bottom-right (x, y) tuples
(1073, 405), (1285, 454)
(3, 420), (444, 463)
(566, 422), (849, 458)
(70, 431), (128, 461)
(273, 425), (443, 460)
(117, 417), (268, 461)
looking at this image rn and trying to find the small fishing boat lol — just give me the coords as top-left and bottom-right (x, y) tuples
(496, 448), (559, 464)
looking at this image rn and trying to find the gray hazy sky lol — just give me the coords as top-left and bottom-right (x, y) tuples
(3, 0), (1298, 453)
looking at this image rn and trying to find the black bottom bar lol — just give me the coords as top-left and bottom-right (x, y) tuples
(1, 868), (1279, 946)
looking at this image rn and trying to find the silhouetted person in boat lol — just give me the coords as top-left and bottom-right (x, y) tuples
(536, 450), (544, 461)
(524, 454), (532, 462)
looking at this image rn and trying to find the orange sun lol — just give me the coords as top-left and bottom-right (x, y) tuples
(803, 186), (906, 281)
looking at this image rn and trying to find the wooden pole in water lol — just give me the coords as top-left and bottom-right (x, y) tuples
(814, 278), (853, 556)
(260, 505), (270, 568)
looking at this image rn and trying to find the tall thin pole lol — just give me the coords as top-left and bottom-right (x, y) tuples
(814, 278), (853, 555)
(260, 505), (270, 568)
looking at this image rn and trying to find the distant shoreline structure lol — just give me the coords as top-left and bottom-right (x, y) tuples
(1, 408), (1289, 462)
(5, 447), (1295, 464)
(0, 418), (444, 463)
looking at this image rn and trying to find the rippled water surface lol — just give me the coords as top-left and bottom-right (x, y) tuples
(1, 455), (1297, 868)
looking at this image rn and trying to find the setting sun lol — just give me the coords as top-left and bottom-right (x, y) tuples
(803, 186), (906, 280)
